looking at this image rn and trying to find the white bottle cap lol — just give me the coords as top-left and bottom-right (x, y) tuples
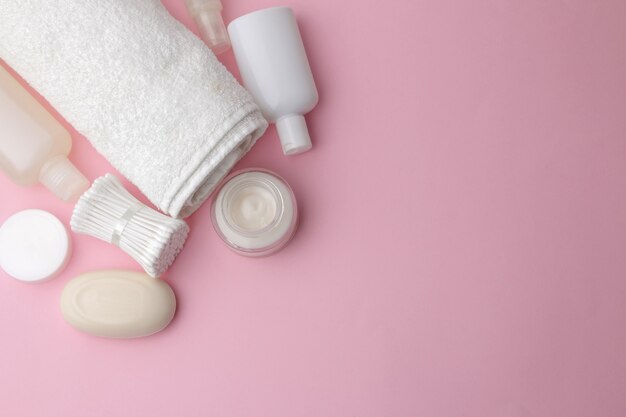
(39, 155), (90, 202)
(185, 0), (231, 54)
(276, 115), (312, 155)
(0, 209), (71, 283)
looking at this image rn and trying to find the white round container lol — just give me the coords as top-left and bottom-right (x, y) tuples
(0, 209), (71, 282)
(211, 169), (298, 256)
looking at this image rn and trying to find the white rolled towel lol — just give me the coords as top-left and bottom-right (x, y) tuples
(0, 0), (267, 218)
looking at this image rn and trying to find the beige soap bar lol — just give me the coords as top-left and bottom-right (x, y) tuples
(61, 270), (176, 338)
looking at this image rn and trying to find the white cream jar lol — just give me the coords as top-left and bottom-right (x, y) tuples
(211, 169), (298, 256)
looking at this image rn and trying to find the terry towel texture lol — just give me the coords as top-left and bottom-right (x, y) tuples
(0, 0), (268, 218)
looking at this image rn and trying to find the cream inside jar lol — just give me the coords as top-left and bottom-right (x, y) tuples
(211, 169), (298, 256)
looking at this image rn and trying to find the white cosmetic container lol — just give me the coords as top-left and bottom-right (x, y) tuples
(211, 169), (298, 256)
(0, 65), (89, 201)
(0, 209), (71, 283)
(228, 7), (319, 155)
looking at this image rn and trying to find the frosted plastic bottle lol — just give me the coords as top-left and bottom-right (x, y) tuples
(0, 65), (89, 201)
(185, 0), (231, 55)
(228, 7), (319, 155)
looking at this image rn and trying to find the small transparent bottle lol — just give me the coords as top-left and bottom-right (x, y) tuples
(0, 65), (89, 201)
(185, 0), (231, 55)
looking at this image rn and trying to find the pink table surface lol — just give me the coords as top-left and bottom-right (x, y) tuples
(1, 0), (625, 416)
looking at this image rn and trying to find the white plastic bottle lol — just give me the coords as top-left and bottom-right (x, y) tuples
(0, 65), (89, 201)
(228, 7), (319, 155)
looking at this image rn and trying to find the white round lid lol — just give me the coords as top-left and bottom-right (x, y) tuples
(0, 209), (71, 283)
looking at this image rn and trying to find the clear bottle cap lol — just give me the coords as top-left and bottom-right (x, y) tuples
(39, 155), (90, 201)
(185, 0), (231, 55)
(276, 115), (313, 155)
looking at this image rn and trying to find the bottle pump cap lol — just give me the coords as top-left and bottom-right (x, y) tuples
(185, 0), (231, 55)
(39, 156), (90, 201)
(276, 115), (312, 155)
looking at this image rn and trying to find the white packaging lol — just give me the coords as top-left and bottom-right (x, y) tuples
(229, 7), (319, 155)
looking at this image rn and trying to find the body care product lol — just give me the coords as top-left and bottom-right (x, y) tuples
(0, 209), (71, 283)
(211, 169), (298, 256)
(186, 0), (231, 54)
(228, 7), (318, 155)
(71, 175), (189, 278)
(61, 270), (176, 338)
(0, 65), (89, 201)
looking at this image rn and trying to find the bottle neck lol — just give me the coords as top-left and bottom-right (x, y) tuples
(39, 155), (90, 201)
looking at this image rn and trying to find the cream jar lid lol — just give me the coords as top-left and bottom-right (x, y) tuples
(0, 209), (71, 282)
(211, 169), (298, 256)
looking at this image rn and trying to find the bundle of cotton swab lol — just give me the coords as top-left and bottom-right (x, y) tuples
(71, 174), (189, 277)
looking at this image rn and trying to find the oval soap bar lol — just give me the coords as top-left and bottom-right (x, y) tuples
(61, 270), (176, 338)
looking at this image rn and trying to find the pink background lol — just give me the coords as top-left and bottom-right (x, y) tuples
(1, 0), (625, 416)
